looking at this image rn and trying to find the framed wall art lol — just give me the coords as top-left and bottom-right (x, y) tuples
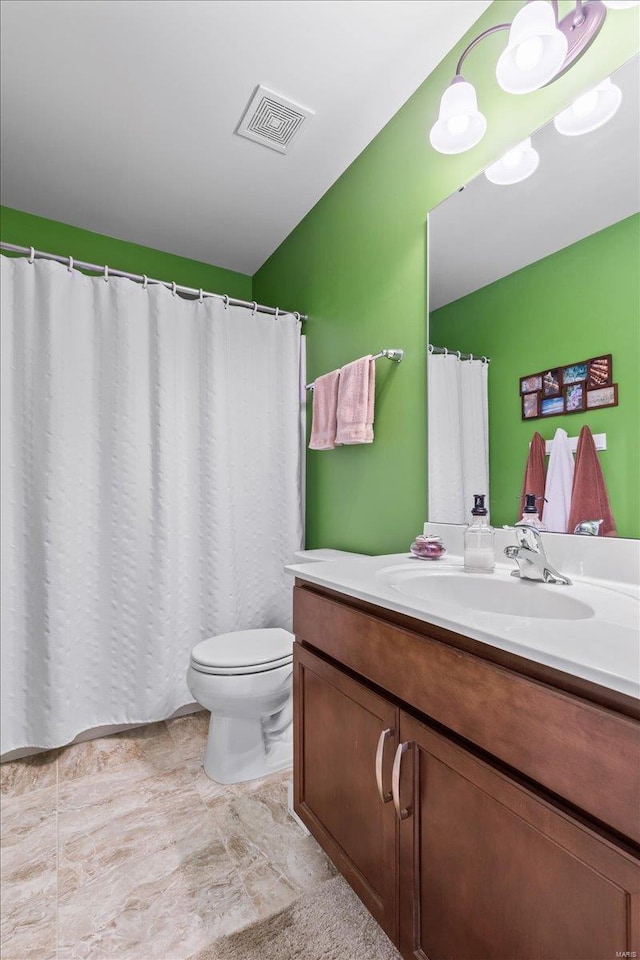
(520, 354), (618, 421)
(587, 384), (618, 410)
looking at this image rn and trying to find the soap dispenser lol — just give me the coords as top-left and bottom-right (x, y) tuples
(519, 493), (547, 531)
(464, 494), (495, 574)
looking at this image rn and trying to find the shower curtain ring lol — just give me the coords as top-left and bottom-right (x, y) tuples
(171, 281), (177, 297)
(443, 347), (448, 356)
(427, 344), (434, 354)
(28, 247), (35, 264)
(294, 311), (300, 322)
(275, 307), (280, 319)
(468, 353), (474, 362)
(482, 356), (489, 364)
(455, 350), (461, 360)
(68, 256), (74, 274)
(251, 301), (258, 315)
(199, 288), (204, 303)
(223, 295), (229, 310)
(104, 264), (109, 283)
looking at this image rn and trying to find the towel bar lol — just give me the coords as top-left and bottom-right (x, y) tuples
(305, 349), (403, 391)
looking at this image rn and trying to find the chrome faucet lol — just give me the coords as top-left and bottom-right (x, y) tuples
(504, 523), (572, 585)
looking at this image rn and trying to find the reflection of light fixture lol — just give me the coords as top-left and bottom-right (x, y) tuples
(429, 79), (487, 154)
(429, 0), (636, 155)
(485, 138), (540, 184)
(553, 77), (622, 135)
(496, 2), (568, 94)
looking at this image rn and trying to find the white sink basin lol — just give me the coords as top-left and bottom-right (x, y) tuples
(287, 552), (640, 697)
(378, 568), (595, 620)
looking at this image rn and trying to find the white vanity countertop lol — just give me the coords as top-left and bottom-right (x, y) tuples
(286, 552), (640, 700)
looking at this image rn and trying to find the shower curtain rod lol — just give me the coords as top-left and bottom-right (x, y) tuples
(0, 242), (307, 321)
(428, 344), (490, 363)
(305, 348), (404, 390)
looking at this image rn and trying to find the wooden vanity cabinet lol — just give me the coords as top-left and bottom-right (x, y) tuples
(399, 712), (639, 960)
(292, 582), (640, 960)
(293, 643), (400, 942)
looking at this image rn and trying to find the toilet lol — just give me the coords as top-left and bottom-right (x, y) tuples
(187, 548), (363, 784)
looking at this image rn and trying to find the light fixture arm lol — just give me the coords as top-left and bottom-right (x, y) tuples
(573, 0), (587, 25)
(454, 0), (605, 83)
(454, 23), (510, 78)
(453, 1), (563, 78)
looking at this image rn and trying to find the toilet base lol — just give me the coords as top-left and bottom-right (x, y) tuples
(203, 712), (292, 785)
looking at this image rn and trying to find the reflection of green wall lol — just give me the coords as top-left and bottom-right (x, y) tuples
(0, 206), (252, 300)
(430, 214), (640, 538)
(254, 0), (639, 554)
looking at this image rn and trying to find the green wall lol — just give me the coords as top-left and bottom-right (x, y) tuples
(0, 205), (252, 300)
(430, 214), (640, 538)
(254, 2), (639, 554)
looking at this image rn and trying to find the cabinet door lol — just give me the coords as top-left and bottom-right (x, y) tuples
(293, 642), (399, 942)
(397, 712), (640, 960)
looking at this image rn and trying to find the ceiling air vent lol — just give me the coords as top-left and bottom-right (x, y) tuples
(236, 85), (314, 154)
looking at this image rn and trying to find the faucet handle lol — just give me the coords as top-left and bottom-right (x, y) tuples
(573, 519), (603, 536)
(513, 522), (543, 551)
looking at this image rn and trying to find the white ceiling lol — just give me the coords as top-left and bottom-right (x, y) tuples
(429, 56), (640, 311)
(0, 0), (490, 275)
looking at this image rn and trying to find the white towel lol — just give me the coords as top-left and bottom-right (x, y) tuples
(543, 428), (575, 533)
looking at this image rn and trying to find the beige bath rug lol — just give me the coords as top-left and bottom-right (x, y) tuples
(191, 874), (401, 960)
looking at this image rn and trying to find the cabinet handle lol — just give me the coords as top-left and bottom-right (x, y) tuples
(392, 741), (412, 821)
(375, 728), (393, 803)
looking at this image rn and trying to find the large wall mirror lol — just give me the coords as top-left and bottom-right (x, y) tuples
(427, 55), (639, 539)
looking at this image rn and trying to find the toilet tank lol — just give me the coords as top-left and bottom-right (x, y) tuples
(292, 548), (365, 563)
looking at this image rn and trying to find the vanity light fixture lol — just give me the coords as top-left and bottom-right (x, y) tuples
(553, 76), (622, 134)
(485, 137), (540, 184)
(429, 0), (635, 155)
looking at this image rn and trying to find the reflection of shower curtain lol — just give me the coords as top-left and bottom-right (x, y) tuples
(428, 352), (489, 524)
(1, 256), (303, 754)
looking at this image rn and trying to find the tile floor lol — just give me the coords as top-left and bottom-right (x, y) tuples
(1, 712), (337, 960)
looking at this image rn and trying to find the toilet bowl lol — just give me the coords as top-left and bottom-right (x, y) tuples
(187, 628), (294, 785)
(187, 548), (363, 784)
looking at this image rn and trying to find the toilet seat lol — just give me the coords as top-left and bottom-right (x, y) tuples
(190, 654), (293, 677)
(190, 628), (294, 675)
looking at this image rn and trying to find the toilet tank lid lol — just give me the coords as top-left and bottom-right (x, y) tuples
(293, 548), (365, 562)
(191, 628), (294, 669)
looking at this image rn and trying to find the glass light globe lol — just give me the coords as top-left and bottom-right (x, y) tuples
(446, 114), (470, 136)
(514, 35), (545, 71)
(553, 77), (622, 136)
(485, 138), (540, 185)
(572, 89), (599, 118)
(502, 147), (523, 169)
(496, 1), (568, 94)
(430, 81), (487, 154)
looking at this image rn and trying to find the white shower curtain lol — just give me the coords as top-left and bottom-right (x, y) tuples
(1, 256), (303, 754)
(427, 352), (489, 524)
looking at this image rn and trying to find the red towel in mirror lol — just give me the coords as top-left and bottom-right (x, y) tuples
(567, 426), (617, 537)
(519, 432), (547, 521)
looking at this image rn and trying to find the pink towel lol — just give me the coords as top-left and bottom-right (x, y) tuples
(519, 432), (547, 521)
(335, 356), (375, 445)
(567, 425), (617, 536)
(309, 370), (340, 450)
